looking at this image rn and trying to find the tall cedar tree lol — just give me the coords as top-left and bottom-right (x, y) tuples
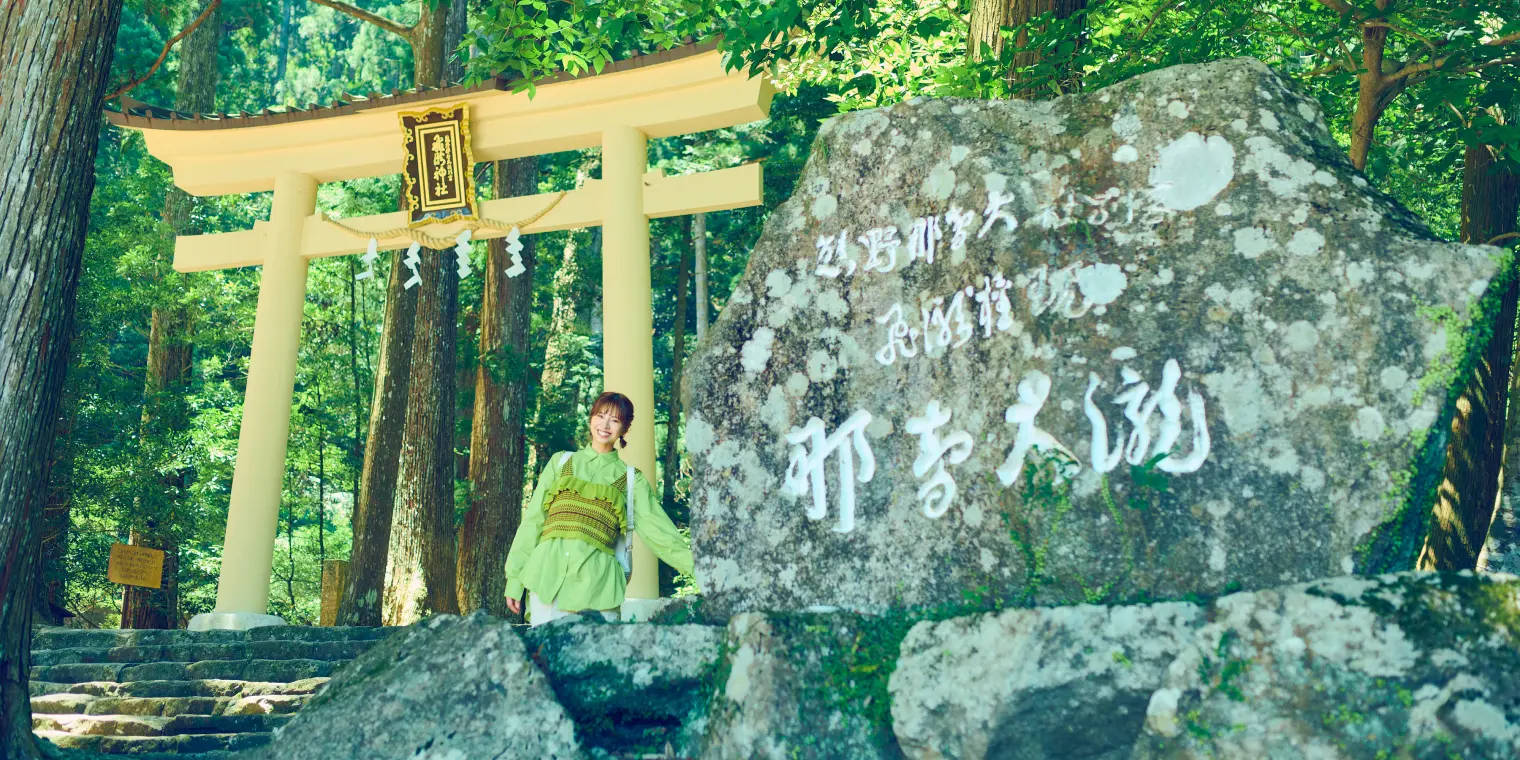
(384, 239), (461, 623)
(0, 0), (124, 752)
(1425, 140), (1520, 570)
(661, 220), (691, 510)
(458, 158), (537, 617)
(331, 0), (452, 625)
(122, 0), (222, 630)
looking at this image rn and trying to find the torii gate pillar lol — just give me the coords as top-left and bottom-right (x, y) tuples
(602, 125), (660, 609)
(194, 172), (316, 630)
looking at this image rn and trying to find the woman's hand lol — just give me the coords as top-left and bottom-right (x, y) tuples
(506, 596), (522, 615)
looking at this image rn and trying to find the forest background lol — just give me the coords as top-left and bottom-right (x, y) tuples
(39, 0), (1519, 629)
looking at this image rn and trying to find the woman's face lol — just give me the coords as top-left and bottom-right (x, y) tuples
(589, 406), (625, 447)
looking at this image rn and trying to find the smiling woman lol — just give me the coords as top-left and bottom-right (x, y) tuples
(503, 392), (694, 626)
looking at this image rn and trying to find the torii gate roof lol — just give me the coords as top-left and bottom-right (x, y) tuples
(107, 41), (773, 196)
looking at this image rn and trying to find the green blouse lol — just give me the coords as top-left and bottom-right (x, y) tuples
(504, 446), (694, 611)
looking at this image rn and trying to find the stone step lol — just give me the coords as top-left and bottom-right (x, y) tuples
(33, 712), (291, 737)
(32, 657), (349, 684)
(34, 728), (272, 754)
(32, 691), (313, 718)
(31, 676), (330, 699)
(32, 625), (397, 651)
(31, 639), (375, 666)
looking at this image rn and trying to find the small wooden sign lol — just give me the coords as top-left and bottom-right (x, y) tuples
(107, 543), (165, 589)
(319, 559), (349, 627)
(398, 103), (478, 227)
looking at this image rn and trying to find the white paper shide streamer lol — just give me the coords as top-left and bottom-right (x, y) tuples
(454, 229), (473, 279)
(402, 242), (423, 290)
(504, 227), (526, 278)
(354, 237), (379, 281)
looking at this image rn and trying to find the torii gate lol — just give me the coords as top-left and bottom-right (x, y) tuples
(109, 43), (773, 630)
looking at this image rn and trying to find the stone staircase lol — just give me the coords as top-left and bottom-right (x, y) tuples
(29, 625), (401, 758)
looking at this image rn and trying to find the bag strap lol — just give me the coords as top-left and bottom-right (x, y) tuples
(625, 465), (636, 533)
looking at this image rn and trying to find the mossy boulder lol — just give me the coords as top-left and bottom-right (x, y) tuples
(699, 612), (905, 759)
(523, 617), (724, 755)
(1134, 572), (1520, 758)
(684, 56), (1505, 616)
(890, 602), (1203, 759)
(252, 613), (582, 760)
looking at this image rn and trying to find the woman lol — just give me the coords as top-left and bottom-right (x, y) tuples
(504, 391), (693, 625)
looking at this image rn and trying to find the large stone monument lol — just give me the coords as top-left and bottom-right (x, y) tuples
(685, 57), (1505, 615)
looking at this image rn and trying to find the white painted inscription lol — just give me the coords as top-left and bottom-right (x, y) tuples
(997, 370), (1080, 487)
(1084, 359), (1211, 474)
(905, 401), (974, 518)
(874, 304), (920, 366)
(784, 410), (877, 534)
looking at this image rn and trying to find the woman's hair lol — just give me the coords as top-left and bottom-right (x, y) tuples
(590, 391), (635, 449)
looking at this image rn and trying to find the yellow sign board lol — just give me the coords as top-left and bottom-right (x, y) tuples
(108, 543), (165, 589)
(398, 103), (477, 227)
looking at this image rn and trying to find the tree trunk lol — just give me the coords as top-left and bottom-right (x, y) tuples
(694, 212), (708, 342)
(348, 258), (365, 535)
(385, 245), (461, 624)
(966, 0), (1087, 95)
(1426, 145), (1520, 571)
(1348, 22), (1394, 172)
(967, 0), (1008, 64)
(338, 3), (454, 625)
(412, 0), (450, 89)
(375, 0), (459, 626)
(662, 222), (690, 509)
(337, 254), (417, 626)
(444, 0), (468, 85)
(457, 158), (537, 617)
(531, 225), (591, 468)
(122, 306), (195, 629)
(36, 397), (77, 626)
(276, 0), (291, 92)
(0, 0), (123, 752)
(123, 0), (220, 630)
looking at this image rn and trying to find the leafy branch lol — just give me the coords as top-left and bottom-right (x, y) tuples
(307, 0), (415, 42)
(105, 0), (223, 102)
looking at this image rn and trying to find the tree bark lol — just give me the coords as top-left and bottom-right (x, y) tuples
(0, 0), (123, 753)
(36, 397), (77, 626)
(966, 0), (1087, 95)
(384, 247), (460, 624)
(276, 0), (291, 91)
(444, 0), (468, 85)
(662, 222), (690, 509)
(457, 158), (537, 617)
(531, 220), (592, 468)
(122, 306), (194, 629)
(337, 254), (417, 626)
(1348, 21), (1394, 172)
(412, 0), (450, 89)
(122, 0), (220, 630)
(694, 212), (708, 342)
(1424, 144), (1520, 571)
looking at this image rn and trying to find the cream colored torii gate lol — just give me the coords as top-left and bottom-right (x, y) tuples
(110, 44), (773, 630)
